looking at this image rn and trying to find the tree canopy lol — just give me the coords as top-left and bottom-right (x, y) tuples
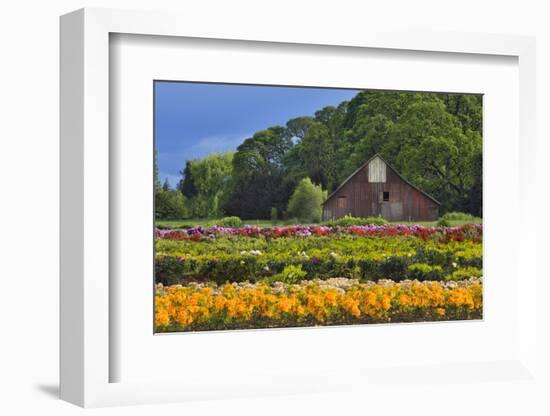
(177, 152), (234, 218)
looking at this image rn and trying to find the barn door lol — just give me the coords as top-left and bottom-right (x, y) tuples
(381, 202), (403, 221)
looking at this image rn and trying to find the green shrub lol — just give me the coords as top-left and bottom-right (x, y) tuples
(211, 216), (243, 228)
(437, 217), (451, 227)
(324, 214), (389, 227)
(156, 223), (195, 229)
(268, 264), (307, 284)
(445, 267), (482, 281)
(440, 212), (480, 222)
(287, 177), (327, 223)
(360, 255), (409, 281)
(407, 263), (444, 281)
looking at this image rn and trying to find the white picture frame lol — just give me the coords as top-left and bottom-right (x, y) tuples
(60, 7), (539, 408)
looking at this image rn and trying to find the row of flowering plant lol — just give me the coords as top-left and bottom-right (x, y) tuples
(155, 223), (482, 243)
(155, 236), (482, 285)
(155, 278), (483, 332)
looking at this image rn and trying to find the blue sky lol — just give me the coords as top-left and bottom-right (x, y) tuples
(155, 82), (360, 187)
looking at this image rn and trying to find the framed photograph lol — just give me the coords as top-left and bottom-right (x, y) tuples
(60, 8), (539, 408)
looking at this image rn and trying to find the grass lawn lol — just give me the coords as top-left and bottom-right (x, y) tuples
(156, 218), (482, 229)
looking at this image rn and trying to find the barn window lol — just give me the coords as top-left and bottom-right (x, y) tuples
(383, 191), (390, 202)
(337, 196), (346, 208)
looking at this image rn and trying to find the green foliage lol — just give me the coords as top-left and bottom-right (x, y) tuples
(285, 121), (337, 191)
(154, 148), (161, 193)
(155, 189), (189, 220)
(445, 266), (483, 281)
(270, 207), (278, 223)
(323, 214), (389, 227)
(438, 211), (481, 227)
(178, 152), (234, 218)
(437, 218), (451, 227)
(287, 178), (327, 223)
(407, 263), (444, 281)
(468, 152), (483, 217)
(211, 216), (243, 228)
(442, 93), (483, 133)
(178, 160), (197, 198)
(224, 127), (293, 219)
(391, 101), (481, 213)
(155, 235), (482, 285)
(267, 264), (307, 284)
(440, 212), (478, 221)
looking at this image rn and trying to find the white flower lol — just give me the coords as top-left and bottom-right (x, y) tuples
(264, 266), (270, 271)
(240, 250), (247, 255)
(330, 251), (338, 258)
(452, 262), (457, 268)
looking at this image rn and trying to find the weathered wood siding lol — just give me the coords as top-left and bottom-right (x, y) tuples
(368, 156), (387, 183)
(322, 156), (439, 221)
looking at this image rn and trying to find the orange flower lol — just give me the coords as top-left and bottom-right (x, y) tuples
(154, 279), (482, 331)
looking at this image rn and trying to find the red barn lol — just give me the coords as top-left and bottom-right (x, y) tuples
(322, 154), (440, 222)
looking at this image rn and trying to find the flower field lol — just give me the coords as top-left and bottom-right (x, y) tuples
(154, 224), (483, 332)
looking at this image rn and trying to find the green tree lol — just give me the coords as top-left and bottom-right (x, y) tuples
(182, 152), (234, 218)
(344, 91), (437, 132)
(284, 121), (339, 191)
(224, 127), (293, 219)
(155, 189), (188, 219)
(468, 151), (483, 217)
(286, 116), (314, 140)
(287, 177), (327, 223)
(178, 160), (198, 199)
(389, 100), (482, 212)
(348, 113), (394, 173)
(442, 93), (483, 133)
(162, 178), (171, 192)
(154, 148), (161, 193)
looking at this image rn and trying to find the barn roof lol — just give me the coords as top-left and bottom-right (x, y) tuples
(322, 154), (441, 205)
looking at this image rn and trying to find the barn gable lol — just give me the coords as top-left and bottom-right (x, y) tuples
(367, 156), (386, 183)
(322, 154), (440, 221)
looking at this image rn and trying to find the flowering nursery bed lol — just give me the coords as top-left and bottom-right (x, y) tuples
(155, 278), (483, 332)
(154, 224), (483, 332)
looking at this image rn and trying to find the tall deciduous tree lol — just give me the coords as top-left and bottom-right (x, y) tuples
(390, 101), (482, 212)
(284, 121), (338, 191)
(224, 126), (293, 219)
(181, 152), (234, 218)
